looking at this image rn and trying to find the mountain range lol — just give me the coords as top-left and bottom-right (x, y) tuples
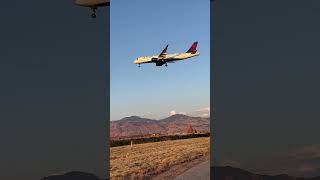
(110, 114), (210, 139)
(41, 172), (103, 180)
(42, 167), (320, 180)
(212, 166), (320, 180)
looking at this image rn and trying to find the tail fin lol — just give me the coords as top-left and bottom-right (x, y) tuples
(186, 41), (198, 53)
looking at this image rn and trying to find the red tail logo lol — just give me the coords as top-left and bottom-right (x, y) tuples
(186, 42), (198, 53)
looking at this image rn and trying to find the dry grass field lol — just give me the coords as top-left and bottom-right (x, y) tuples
(110, 137), (210, 180)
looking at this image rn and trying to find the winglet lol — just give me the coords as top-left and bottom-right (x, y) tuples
(186, 41), (198, 53)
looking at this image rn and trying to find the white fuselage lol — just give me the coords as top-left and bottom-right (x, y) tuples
(134, 52), (200, 65)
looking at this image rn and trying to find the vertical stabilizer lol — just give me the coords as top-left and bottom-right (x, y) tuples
(186, 41), (198, 54)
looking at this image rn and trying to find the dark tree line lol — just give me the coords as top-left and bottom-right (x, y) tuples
(110, 133), (210, 147)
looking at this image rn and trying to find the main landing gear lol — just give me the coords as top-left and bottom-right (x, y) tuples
(165, 63), (168, 67)
(91, 7), (97, 18)
(138, 64), (141, 67)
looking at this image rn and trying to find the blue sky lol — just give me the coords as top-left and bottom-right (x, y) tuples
(110, 0), (210, 120)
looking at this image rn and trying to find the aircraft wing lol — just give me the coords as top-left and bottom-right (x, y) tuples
(158, 45), (168, 59)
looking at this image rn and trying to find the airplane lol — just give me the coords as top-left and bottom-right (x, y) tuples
(133, 42), (200, 67)
(75, 0), (110, 18)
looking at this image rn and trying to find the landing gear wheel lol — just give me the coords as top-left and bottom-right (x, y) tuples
(91, 13), (97, 18)
(165, 63), (168, 67)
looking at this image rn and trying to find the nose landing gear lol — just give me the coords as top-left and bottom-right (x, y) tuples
(165, 63), (168, 67)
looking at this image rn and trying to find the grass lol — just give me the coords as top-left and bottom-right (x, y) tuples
(110, 137), (210, 180)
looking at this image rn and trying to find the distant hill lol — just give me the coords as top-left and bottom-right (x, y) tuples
(41, 171), (103, 180)
(110, 114), (210, 139)
(212, 166), (320, 180)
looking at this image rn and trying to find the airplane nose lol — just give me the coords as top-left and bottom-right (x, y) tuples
(134, 59), (141, 64)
